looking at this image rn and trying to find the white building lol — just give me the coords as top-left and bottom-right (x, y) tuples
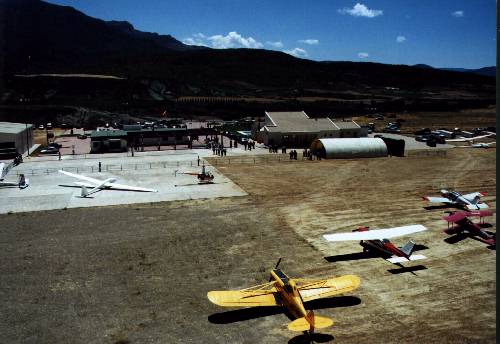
(0, 122), (34, 158)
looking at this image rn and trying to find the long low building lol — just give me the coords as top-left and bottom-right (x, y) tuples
(310, 138), (388, 159)
(257, 111), (366, 148)
(0, 122), (34, 158)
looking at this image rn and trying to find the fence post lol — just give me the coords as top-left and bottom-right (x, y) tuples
(121, 164), (123, 171)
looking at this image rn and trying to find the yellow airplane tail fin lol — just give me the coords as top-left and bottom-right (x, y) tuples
(287, 311), (334, 332)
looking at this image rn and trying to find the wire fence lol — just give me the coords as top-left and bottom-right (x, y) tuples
(11, 154), (316, 176)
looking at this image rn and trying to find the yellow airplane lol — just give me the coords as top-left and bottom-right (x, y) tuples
(207, 260), (360, 333)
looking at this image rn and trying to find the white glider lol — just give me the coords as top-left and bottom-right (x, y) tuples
(59, 170), (157, 197)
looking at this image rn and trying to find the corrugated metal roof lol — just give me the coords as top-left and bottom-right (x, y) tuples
(311, 138), (387, 159)
(91, 130), (127, 138)
(332, 120), (360, 130)
(265, 111), (337, 132)
(0, 122), (33, 134)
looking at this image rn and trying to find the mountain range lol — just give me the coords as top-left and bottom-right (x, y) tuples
(0, 0), (495, 105)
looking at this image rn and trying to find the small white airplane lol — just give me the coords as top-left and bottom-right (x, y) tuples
(423, 190), (489, 210)
(59, 170), (157, 197)
(323, 224), (428, 264)
(455, 141), (496, 149)
(0, 163), (29, 189)
(446, 133), (495, 143)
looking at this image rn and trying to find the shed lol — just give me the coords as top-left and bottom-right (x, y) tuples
(0, 122), (34, 158)
(310, 138), (388, 159)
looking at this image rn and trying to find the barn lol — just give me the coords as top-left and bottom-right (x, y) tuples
(310, 138), (388, 159)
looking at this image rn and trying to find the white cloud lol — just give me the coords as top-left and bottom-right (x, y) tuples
(338, 3), (383, 18)
(266, 41), (284, 48)
(298, 39), (319, 45)
(209, 31), (263, 49)
(183, 31), (263, 49)
(396, 35), (406, 43)
(284, 47), (308, 58)
(451, 10), (464, 17)
(182, 37), (207, 46)
(358, 52), (369, 59)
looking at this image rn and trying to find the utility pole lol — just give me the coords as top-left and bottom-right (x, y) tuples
(26, 123), (30, 156)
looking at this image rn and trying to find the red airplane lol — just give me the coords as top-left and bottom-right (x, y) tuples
(182, 164), (215, 184)
(443, 210), (495, 245)
(324, 225), (428, 264)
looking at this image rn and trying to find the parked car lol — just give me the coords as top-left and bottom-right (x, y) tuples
(414, 128), (431, 135)
(48, 142), (62, 149)
(77, 134), (87, 139)
(415, 135), (428, 142)
(40, 146), (59, 154)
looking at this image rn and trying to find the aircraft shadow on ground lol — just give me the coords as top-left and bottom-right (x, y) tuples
(424, 204), (455, 211)
(289, 333), (334, 344)
(387, 265), (427, 275)
(324, 245), (429, 263)
(444, 232), (495, 246)
(208, 296), (361, 325)
(208, 307), (282, 324)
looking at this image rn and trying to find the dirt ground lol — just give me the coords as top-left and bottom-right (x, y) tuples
(0, 147), (496, 343)
(354, 107), (496, 134)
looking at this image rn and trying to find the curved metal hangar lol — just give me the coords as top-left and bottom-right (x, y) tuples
(310, 138), (388, 159)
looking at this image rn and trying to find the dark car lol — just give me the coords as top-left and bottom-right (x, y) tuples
(415, 135), (428, 142)
(48, 142), (62, 149)
(77, 134), (87, 139)
(414, 128), (431, 135)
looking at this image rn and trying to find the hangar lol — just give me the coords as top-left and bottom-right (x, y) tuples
(310, 138), (388, 159)
(0, 122), (34, 159)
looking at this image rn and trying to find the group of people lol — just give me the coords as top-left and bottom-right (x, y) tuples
(243, 140), (255, 151)
(212, 144), (227, 156)
(302, 149), (322, 160)
(289, 150), (299, 160)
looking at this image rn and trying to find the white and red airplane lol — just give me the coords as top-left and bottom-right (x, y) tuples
(443, 210), (495, 245)
(423, 190), (489, 210)
(323, 225), (428, 264)
(59, 170), (157, 197)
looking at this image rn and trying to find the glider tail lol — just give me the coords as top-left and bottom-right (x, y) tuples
(18, 174), (29, 189)
(288, 311), (334, 332)
(81, 185), (89, 197)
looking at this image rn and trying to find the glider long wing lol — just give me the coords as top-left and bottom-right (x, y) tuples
(296, 275), (361, 302)
(103, 182), (157, 192)
(323, 225), (427, 241)
(58, 170), (102, 185)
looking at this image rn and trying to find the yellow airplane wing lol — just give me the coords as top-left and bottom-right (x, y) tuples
(295, 275), (361, 302)
(207, 290), (281, 307)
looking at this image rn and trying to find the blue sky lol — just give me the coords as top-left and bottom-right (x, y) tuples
(46, 0), (496, 68)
